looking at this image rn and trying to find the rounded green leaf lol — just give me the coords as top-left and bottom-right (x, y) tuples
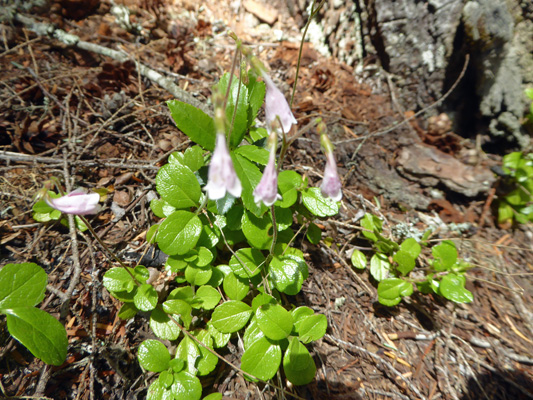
(393, 250), (415, 276)
(118, 303), (138, 320)
(157, 211), (202, 256)
(269, 256), (305, 295)
(193, 330), (218, 376)
(156, 163), (201, 209)
(150, 307), (180, 340)
(251, 293), (277, 312)
(241, 336), (281, 381)
(223, 272), (250, 301)
(193, 285), (221, 310)
(176, 336), (200, 375)
(163, 299), (192, 323)
(138, 339), (170, 372)
(439, 273), (473, 303)
(277, 170), (303, 208)
(207, 322), (231, 348)
(146, 379), (171, 400)
(203, 393), (223, 400)
(242, 210), (272, 250)
(283, 337), (317, 385)
(350, 249), (367, 270)
(159, 370), (174, 388)
(243, 317), (264, 350)
(211, 301), (253, 333)
(306, 223), (322, 244)
(195, 247), (214, 267)
(400, 238), (421, 259)
(301, 187), (339, 217)
(377, 278), (413, 307)
(167, 99), (216, 151)
(134, 284), (158, 312)
(0, 263), (46, 308)
(360, 213), (382, 242)
(5, 307), (67, 366)
(102, 267), (133, 293)
(256, 304), (293, 340)
(298, 314), (327, 344)
(370, 253), (390, 281)
(171, 371), (202, 400)
(291, 306), (314, 334)
(432, 240), (457, 271)
(185, 265), (212, 286)
(229, 248), (265, 278)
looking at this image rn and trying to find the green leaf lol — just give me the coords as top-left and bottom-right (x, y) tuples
(171, 371), (202, 400)
(225, 205), (244, 230)
(157, 211), (202, 256)
(163, 299), (192, 327)
(150, 199), (176, 218)
(242, 210), (272, 250)
(176, 336), (200, 375)
(214, 73), (249, 149)
(169, 358), (185, 373)
(195, 247), (214, 267)
(118, 303), (138, 319)
(377, 278), (413, 306)
(170, 146), (205, 172)
(223, 272), (250, 301)
(185, 265), (212, 286)
(301, 187), (339, 217)
(168, 286), (194, 303)
(167, 99), (216, 151)
(159, 370), (174, 388)
(102, 267), (134, 293)
(439, 273), (473, 303)
(211, 300), (253, 333)
(350, 249), (367, 270)
(370, 253), (390, 281)
(269, 255), (306, 295)
(235, 145), (269, 165)
(432, 241), (457, 272)
(360, 213), (382, 242)
(156, 163), (201, 209)
(298, 314), (327, 344)
(393, 250), (416, 276)
(243, 316), (264, 349)
(277, 170), (303, 208)
(229, 248), (265, 278)
(138, 339), (170, 372)
(5, 307), (67, 365)
(256, 304), (293, 340)
(0, 263), (47, 308)
(150, 307), (180, 340)
(246, 72), (266, 125)
(291, 306), (315, 334)
(207, 322), (231, 348)
(134, 284), (158, 311)
(283, 337), (316, 385)
(231, 153), (265, 216)
(251, 293), (277, 312)
(306, 223), (322, 244)
(146, 379), (172, 400)
(400, 238), (421, 259)
(241, 336), (281, 381)
(203, 393), (223, 400)
(193, 329), (218, 376)
(193, 285), (221, 310)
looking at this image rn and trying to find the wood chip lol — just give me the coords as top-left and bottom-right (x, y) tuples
(243, 0), (278, 25)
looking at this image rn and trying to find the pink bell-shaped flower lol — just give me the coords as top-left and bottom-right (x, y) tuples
(262, 74), (297, 134)
(320, 133), (342, 202)
(205, 133), (242, 200)
(46, 188), (101, 215)
(253, 131), (282, 206)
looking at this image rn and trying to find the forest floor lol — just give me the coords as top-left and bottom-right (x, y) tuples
(0, 1), (532, 400)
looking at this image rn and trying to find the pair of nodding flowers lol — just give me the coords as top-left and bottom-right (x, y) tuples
(46, 70), (342, 216)
(205, 69), (343, 206)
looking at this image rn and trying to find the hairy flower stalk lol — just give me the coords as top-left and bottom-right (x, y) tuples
(320, 132), (343, 202)
(254, 131), (282, 206)
(46, 188), (101, 215)
(204, 98), (242, 200)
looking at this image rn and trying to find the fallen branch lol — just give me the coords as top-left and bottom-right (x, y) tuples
(13, 13), (212, 116)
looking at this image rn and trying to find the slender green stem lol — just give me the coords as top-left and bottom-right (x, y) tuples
(290, 0), (327, 107)
(227, 52), (243, 145)
(195, 195), (209, 216)
(80, 216), (141, 287)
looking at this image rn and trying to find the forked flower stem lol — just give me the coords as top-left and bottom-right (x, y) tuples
(79, 216), (141, 287)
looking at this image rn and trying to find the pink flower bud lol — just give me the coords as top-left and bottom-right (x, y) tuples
(253, 132), (282, 206)
(262, 74), (297, 134)
(320, 151), (343, 202)
(205, 133), (242, 200)
(46, 188), (101, 215)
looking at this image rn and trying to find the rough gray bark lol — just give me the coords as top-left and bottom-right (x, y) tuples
(300, 0), (533, 148)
